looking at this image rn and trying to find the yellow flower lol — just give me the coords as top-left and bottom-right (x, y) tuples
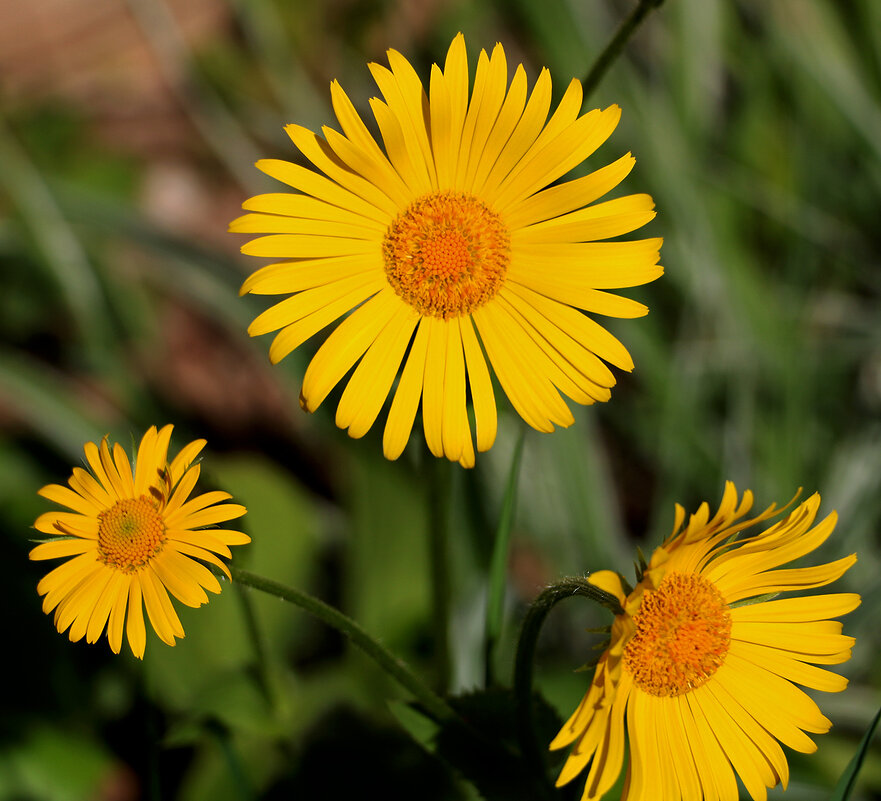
(552, 482), (859, 801)
(30, 425), (248, 658)
(232, 34), (662, 467)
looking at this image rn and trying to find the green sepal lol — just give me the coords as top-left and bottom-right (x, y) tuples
(728, 592), (780, 609)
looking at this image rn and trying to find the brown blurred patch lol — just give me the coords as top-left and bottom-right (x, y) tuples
(149, 300), (292, 436)
(0, 0), (227, 151)
(0, 0), (247, 249)
(508, 537), (554, 602)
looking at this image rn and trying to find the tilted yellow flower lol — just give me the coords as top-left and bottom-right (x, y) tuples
(232, 34), (662, 467)
(30, 425), (249, 658)
(552, 482), (859, 801)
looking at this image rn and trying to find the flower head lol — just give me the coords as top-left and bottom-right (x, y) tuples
(30, 425), (249, 658)
(552, 482), (859, 801)
(232, 34), (662, 467)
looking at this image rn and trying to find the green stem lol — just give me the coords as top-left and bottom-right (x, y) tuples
(484, 426), (526, 687)
(582, 0), (666, 101)
(513, 577), (624, 783)
(428, 458), (452, 692)
(230, 566), (457, 724)
(204, 720), (256, 801)
(233, 580), (277, 709)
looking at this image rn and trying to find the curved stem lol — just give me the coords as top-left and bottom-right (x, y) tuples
(513, 577), (624, 783)
(230, 566), (457, 724)
(582, 0), (666, 101)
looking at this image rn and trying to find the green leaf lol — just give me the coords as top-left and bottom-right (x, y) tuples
(829, 704), (881, 801)
(485, 427), (526, 684)
(387, 699), (441, 750)
(432, 687), (575, 801)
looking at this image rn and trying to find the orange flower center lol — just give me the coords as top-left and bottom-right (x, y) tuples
(623, 571), (732, 697)
(97, 496), (166, 573)
(382, 192), (510, 318)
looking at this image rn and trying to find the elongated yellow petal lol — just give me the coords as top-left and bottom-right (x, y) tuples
(441, 319), (469, 464)
(266, 278), (386, 364)
(421, 317), (447, 458)
(503, 153), (635, 230)
(256, 158), (389, 224)
(37, 483), (97, 516)
(241, 190), (385, 229)
(29, 539), (94, 561)
(126, 579), (147, 659)
(336, 305), (420, 438)
(87, 571), (129, 645)
(301, 288), (401, 412)
(460, 316), (496, 452)
(285, 123), (401, 218)
(383, 319), (430, 460)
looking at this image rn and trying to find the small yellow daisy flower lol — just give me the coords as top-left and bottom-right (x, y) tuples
(552, 482), (859, 801)
(30, 425), (249, 658)
(232, 33), (662, 467)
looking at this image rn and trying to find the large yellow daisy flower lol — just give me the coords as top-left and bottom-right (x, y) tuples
(232, 34), (662, 467)
(552, 482), (859, 801)
(30, 425), (249, 658)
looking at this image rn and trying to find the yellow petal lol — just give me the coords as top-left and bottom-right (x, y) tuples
(383, 318), (430, 460)
(459, 316), (496, 452)
(301, 288), (402, 412)
(126, 579), (147, 659)
(336, 305), (420, 438)
(256, 158), (389, 224)
(504, 152), (636, 230)
(285, 123), (400, 217)
(421, 317), (447, 458)
(86, 570), (129, 645)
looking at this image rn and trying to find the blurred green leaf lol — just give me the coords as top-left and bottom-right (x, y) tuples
(0, 352), (105, 460)
(485, 427), (525, 683)
(0, 726), (112, 801)
(829, 705), (881, 801)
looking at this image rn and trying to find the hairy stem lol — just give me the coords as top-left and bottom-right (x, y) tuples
(513, 577), (624, 783)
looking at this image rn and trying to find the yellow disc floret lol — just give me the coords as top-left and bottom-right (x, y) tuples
(623, 572), (732, 696)
(382, 191), (510, 319)
(97, 496), (167, 572)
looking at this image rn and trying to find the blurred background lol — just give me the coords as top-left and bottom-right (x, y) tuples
(1, 0), (879, 798)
